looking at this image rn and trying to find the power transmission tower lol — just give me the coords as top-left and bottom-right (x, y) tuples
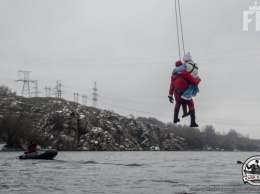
(74, 92), (80, 103)
(82, 95), (87, 105)
(45, 86), (51, 97)
(16, 70), (35, 97)
(53, 80), (63, 98)
(92, 81), (98, 108)
(31, 80), (41, 97)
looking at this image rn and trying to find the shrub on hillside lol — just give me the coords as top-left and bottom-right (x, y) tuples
(0, 114), (40, 148)
(0, 85), (16, 96)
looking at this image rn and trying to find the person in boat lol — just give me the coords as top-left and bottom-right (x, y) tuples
(168, 60), (201, 127)
(246, 160), (260, 174)
(27, 141), (37, 153)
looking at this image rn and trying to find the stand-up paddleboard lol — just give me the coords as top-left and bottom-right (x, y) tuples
(19, 149), (58, 160)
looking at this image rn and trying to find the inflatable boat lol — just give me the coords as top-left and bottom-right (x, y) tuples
(19, 149), (58, 160)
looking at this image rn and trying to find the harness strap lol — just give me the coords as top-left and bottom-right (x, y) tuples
(172, 74), (189, 84)
(187, 62), (198, 74)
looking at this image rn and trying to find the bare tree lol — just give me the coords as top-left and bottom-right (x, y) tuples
(0, 85), (16, 96)
(0, 114), (35, 148)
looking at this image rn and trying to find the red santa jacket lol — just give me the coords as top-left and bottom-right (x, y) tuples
(169, 71), (201, 96)
(27, 145), (37, 153)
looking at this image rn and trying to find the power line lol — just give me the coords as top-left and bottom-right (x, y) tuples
(99, 99), (260, 126)
(1, 51), (260, 69)
(99, 89), (260, 102)
(99, 95), (166, 106)
(99, 100), (170, 117)
(1, 47), (260, 62)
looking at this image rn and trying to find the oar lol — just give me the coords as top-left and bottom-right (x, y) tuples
(237, 160), (243, 164)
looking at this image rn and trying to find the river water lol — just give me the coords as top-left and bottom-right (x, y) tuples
(0, 151), (260, 194)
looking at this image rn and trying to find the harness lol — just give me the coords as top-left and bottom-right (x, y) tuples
(172, 73), (188, 83)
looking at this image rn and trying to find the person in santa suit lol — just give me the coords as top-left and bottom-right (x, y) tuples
(168, 60), (201, 127)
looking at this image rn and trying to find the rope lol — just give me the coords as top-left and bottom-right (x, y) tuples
(174, 0), (181, 59)
(174, 0), (185, 59)
(178, 0), (185, 55)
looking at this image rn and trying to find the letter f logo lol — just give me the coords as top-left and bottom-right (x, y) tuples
(243, 11), (254, 31)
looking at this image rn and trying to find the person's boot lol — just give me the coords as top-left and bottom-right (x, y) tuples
(181, 103), (190, 118)
(190, 109), (199, 127)
(174, 109), (180, 123)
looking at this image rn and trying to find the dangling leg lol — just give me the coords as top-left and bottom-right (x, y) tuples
(173, 93), (181, 124)
(186, 99), (199, 127)
(174, 109), (180, 123)
(181, 102), (190, 118)
(189, 109), (199, 127)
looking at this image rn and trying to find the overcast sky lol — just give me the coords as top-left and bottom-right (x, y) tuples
(1, 0), (260, 138)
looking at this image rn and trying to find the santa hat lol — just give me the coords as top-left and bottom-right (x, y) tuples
(175, 60), (183, 67)
(182, 52), (192, 62)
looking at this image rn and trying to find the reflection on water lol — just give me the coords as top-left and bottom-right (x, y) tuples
(0, 151), (257, 194)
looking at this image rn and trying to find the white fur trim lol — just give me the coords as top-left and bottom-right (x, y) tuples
(181, 96), (192, 100)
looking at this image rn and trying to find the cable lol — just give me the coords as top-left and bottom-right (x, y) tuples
(174, 0), (181, 59)
(99, 100), (170, 117)
(174, 0), (185, 59)
(178, 0), (185, 55)
(99, 89), (260, 102)
(2, 47), (260, 62)
(1, 49), (260, 69)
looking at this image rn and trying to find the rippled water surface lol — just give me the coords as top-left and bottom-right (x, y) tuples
(0, 151), (258, 194)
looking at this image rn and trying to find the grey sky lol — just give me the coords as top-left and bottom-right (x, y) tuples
(1, 0), (260, 138)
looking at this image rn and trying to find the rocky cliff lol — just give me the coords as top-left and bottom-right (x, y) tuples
(0, 96), (187, 151)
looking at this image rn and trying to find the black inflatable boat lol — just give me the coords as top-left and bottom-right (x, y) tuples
(19, 149), (58, 160)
